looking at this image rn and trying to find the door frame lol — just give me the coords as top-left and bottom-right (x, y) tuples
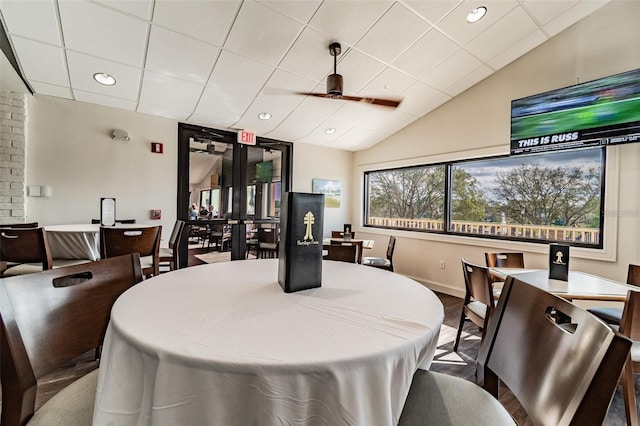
(177, 123), (293, 266)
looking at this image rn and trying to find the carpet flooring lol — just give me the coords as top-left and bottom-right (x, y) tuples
(1, 262), (636, 424)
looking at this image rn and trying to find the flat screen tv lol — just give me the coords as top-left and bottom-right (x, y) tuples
(510, 68), (640, 155)
(256, 161), (273, 183)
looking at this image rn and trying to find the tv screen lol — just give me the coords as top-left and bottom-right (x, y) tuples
(256, 161), (273, 183)
(510, 68), (640, 155)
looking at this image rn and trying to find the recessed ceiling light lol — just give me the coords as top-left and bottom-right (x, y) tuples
(93, 72), (116, 86)
(325, 128), (336, 134)
(466, 6), (487, 23)
(258, 112), (272, 120)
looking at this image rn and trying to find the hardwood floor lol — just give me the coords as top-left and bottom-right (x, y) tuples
(1, 284), (634, 424)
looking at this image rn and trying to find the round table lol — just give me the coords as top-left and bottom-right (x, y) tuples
(44, 224), (101, 260)
(93, 259), (443, 425)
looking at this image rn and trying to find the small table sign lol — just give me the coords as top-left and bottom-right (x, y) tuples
(549, 243), (570, 281)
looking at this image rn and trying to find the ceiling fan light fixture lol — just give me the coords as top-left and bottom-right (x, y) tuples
(258, 112), (272, 120)
(93, 72), (116, 86)
(467, 6), (487, 23)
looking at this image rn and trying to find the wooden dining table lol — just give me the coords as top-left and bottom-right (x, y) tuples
(490, 268), (638, 302)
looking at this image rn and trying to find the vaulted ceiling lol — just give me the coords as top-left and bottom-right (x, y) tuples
(0, 0), (608, 150)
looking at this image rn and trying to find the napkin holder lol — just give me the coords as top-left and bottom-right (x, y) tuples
(549, 243), (570, 281)
(278, 192), (324, 293)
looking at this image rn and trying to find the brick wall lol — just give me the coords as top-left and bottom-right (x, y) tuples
(0, 92), (27, 225)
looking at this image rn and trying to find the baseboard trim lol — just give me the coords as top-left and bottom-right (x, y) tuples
(403, 274), (465, 299)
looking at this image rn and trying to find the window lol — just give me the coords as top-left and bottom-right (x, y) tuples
(365, 148), (605, 248)
(365, 164), (446, 231)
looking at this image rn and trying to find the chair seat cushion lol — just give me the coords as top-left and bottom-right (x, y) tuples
(159, 247), (173, 258)
(467, 300), (487, 319)
(140, 255), (154, 269)
(399, 370), (515, 425)
(362, 257), (390, 268)
(53, 259), (93, 268)
(28, 368), (99, 426)
(2, 263), (46, 276)
(586, 307), (622, 324)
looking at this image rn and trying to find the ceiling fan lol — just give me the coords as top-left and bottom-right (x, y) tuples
(297, 42), (402, 109)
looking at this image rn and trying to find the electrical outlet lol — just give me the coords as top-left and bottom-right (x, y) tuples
(439, 260), (445, 269)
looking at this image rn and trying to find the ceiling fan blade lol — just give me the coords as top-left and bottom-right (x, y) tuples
(340, 95), (402, 108)
(295, 92), (334, 99)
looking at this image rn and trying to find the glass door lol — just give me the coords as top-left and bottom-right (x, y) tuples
(177, 123), (292, 266)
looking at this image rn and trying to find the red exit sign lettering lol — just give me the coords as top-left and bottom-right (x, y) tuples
(237, 130), (256, 145)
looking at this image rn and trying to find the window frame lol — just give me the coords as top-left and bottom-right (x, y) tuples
(363, 147), (606, 249)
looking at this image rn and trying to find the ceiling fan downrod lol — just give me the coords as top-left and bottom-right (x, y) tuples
(327, 42), (343, 98)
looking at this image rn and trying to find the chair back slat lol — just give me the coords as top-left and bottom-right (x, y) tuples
(0, 254), (143, 425)
(168, 220), (186, 250)
(478, 276), (631, 426)
(386, 236), (396, 260)
(627, 264), (640, 286)
(0, 227), (53, 268)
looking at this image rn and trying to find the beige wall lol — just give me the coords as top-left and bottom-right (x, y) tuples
(353, 1), (640, 297)
(25, 95), (354, 242)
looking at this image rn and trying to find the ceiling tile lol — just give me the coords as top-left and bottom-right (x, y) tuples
(403, 0), (462, 25)
(257, 69), (316, 110)
(296, 117), (354, 145)
(356, 3), (431, 64)
(543, 0), (609, 37)
(233, 99), (295, 135)
(31, 82), (72, 99)
(58, 0), (148, 67)
(331, 126), (388, 150)
(398, 81), (451, 117)
(66, 50), (141, 100)
(442, 63), (492, 97)
(224, 1), (303, 66)
(420, 49), (481, 91)
(487, 30), (546, 71)
(192, 86), (254, 129)
(0, 0), (61, 45)
(436, 0), (519, 46)
(358, 67), (416, 99)
(329, 101), (373, 125)
(11, 37), (68, 87)
(356, 109), (417, 134)
(152, 0), (240, 46)
(393, 29), (459, 78)
(208, 50), (275, 99)
(335, 49), (386, 94)
(278, 27), (336, 81)
(94, 0), (154, 20)
(257, 0), (322, 23)
(74, 89), (137, 110)
(146, 26), (219, 85)
(137, 102), (191, 120)
(265, 110), (326, 141)
(308, 1), (393, 46)
(139, 70), (202, 111)
(465, 6), (539, 63)
(520, 0), (578, 25)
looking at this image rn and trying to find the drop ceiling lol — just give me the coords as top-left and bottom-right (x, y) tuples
(0, 0), (609, 151)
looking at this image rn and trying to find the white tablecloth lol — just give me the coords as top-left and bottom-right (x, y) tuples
(44, 224), (101, 260)
(94, 259), (443, 425)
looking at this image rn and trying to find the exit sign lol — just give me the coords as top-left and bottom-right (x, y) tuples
(237, 129), (256, 145)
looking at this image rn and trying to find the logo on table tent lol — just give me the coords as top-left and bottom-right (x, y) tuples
(553, 250), (566, 265)
(303, 211), (315, 241)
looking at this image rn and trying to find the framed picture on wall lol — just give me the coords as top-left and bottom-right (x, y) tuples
(312, 179), (340, 208)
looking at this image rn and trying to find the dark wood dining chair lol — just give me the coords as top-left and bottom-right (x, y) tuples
(0, 253), (143, 426)
(453, 258), (495, 353)
(484, 251), (524, 299)
(257, 226), (279, 258)
(323, 244), (357, 263)
(400, 275), (631, 426)
(329, 239), (364, 264)
(159, 220), (185, 272)
(363, 236), (396, 272)
(588, 264), (640, 325)
(618, 289), (640, 426)
(331, 230), (356, 239)
(100, 225), (162, 277)
(0, 227), (53, 276)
